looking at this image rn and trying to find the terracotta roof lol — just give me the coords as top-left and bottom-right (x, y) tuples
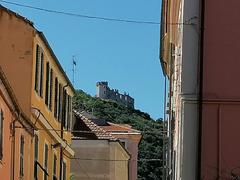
(73, 110), (117, 141)
(101, 122), (141, 134)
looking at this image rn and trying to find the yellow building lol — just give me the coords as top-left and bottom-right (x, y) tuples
(0, 5), (74, 180)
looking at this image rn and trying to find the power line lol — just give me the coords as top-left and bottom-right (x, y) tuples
(0, 0), (160, 25)
(72, 158), (163, 162)
(0, 0), (193, 26)
(14, 126), (168, 134)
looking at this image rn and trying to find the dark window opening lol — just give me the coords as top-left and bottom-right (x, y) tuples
(54, 78), (59, 119)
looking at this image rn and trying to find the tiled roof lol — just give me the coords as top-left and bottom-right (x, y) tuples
(73, 110), (117, 141)
(101, 122), (141, 134)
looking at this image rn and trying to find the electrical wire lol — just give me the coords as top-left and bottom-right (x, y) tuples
(14, 126), (169, 134)
(72, 158), (162, 162)
(0, 0), (193, 26)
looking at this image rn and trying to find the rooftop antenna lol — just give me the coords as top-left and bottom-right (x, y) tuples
(72, 55), (77, 87)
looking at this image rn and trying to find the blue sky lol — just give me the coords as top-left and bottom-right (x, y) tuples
(1, 0), (165, 119)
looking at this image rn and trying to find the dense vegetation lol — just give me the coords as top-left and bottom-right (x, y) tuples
(73, 90), (163, 180)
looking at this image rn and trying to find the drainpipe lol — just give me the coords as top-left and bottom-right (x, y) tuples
(59, 84), (69, 180)
(197, 0), (205, 179)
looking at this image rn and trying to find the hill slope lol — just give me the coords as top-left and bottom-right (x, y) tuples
(73, 90), (163, 180)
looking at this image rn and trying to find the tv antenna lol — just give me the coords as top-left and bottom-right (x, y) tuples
(72, 55), (77, 87)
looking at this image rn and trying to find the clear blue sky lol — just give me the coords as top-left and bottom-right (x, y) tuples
(1, 0), (165, 119)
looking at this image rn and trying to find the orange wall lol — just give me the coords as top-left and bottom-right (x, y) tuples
(0, 93), (12, 179)
(13, 123), (34, 180)
(0, 8), (34, 117)
(0, 84), (34, 180)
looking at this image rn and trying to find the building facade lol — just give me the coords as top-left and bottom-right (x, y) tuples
(101, 123), (142, 180)
(71, 110), (130, 180)
(160, 0), (200, 179)
(0, 67), (35, 180)
(0, 6), (74, 180)
(200, 0), (240, 179)
(96, 81), (134, 108)
(161, 0), (240, 180)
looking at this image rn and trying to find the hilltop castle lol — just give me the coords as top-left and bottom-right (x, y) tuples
(96, 81), (134, 108)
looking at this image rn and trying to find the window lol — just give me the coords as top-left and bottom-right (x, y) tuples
(44, 143), (49, 180)
(58, 84), (63, 122)
(34, 45), (40, 92)
(62, 161), (66, 180)
(34, 135), (38, 179)
(45, 62), (50, 106)
(49, 69), (53, 111)
(62, 90), (67, 128)
(34, 44), (44, 98)
(39, 52), (44, 97)
(20, 136), (24, 177)
(62, 92), (72, 130)
(53, 154), (57, 180)
(0, 109), (3, 160)
(54, 78), (59, 119)
(67, 96), (72, 130)
(45, 63), (54, 111)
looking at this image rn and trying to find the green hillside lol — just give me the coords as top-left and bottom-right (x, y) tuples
(73, 90), (163, 180)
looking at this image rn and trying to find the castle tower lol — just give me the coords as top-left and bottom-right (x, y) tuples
(96, 81), (108, 99)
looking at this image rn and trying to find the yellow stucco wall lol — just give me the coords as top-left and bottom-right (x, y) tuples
(110, 142), (130, 180)
(0, 6), (74, 180)
(30, 33), (74, 180)
(71, 140), (129, 180)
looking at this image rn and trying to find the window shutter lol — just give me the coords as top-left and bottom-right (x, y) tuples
(54, 78), (59, 119)
(40, 52), (44, 97)
(45, 62), (50, 106)
(34, 45), (40, 92)
(49, 69), (53, 111)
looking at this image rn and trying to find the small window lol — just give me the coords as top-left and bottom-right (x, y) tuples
(0, 109), (3, 160)
(20, 136), (24, 177)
